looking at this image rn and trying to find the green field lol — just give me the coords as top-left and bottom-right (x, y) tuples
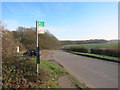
(64, 41), (119, 50)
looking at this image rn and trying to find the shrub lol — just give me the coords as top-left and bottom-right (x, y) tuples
(90, 48), (119, 58)
(63, 46), (89, 53)
(2, 31), (17, 60)
(2, 56), (50, 88)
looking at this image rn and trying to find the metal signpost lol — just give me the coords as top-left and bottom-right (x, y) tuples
(36, 21), (44, 76)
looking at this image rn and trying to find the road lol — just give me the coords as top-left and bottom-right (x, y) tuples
(52, 50), (118, 88)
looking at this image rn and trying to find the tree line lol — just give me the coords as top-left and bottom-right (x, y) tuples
(13, 27), (61, 50)
(1, 25), (61, 60)
(60, 39), (108, 45)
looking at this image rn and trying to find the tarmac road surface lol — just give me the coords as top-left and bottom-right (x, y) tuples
(52, 50), (118, 88)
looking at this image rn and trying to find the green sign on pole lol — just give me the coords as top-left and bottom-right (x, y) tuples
(37, 21), (44, 34)
(36, 21), (45, 76)
(38, 21), (44, 26)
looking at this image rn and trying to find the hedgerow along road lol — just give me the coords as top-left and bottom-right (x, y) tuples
(52, 50), (118, 88)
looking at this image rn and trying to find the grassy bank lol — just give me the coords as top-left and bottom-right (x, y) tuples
(40, 59), (66, 88)
(3, 51), (86, 89)
(64, 50), (120, 63)
(2, 54), (66, 88)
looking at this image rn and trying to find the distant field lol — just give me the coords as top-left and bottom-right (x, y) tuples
(64, 41), (119, 50)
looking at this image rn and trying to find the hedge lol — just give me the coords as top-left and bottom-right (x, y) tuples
(90, 48), (119, 58)
(63, 46), (89, 53)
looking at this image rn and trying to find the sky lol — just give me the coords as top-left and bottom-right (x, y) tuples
(2, 2), (118, 40)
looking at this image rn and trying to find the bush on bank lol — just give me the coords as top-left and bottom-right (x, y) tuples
(62, 46), (89, 53)
(62, 46), (119, 58)
(90, 48), (119, 58)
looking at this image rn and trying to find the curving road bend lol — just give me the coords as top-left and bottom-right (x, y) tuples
(52, 50), (118, 88)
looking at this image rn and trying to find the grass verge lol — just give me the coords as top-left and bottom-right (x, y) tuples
(39, 59), (67, 88)
(67, 72), (87, 89)
(64, 50), (119, 63)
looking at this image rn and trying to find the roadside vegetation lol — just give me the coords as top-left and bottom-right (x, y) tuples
(61, 41), (120, 62)
(73, 52), (119, 62)
(1, 28), (65, 88)
(1, 25), (85, 89)
(1, 25), (64, 88)
(2, 55), (66, 88)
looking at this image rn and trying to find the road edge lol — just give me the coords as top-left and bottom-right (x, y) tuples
(63, 50), (119, 63)
(47, 59), (88, 89)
